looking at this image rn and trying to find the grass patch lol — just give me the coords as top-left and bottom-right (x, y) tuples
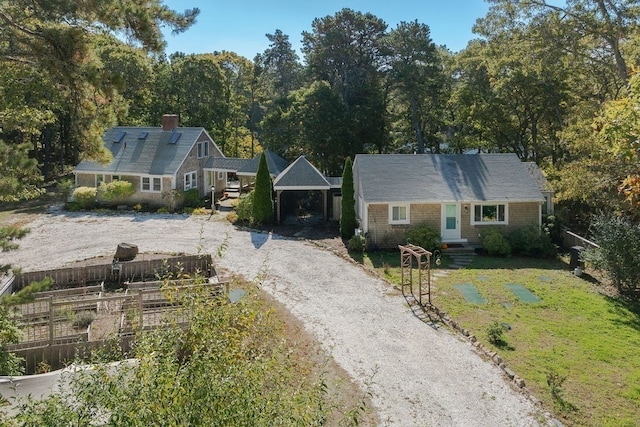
(354, 250), (452, 285)
(363, 252), (640, 426)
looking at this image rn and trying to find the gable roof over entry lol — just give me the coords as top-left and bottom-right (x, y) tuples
(354, 153), (545, 204)
(273, 156), (333, 190)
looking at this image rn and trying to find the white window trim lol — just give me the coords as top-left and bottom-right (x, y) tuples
(141, 176), (162, 193)
(184, 171), (198, 190)
(389, 204), (410, 225)
(197, 141), (209, 159)
(217, 171), (225, 181)
(471, 203), (509, 225)
(95, 174), (105, 187)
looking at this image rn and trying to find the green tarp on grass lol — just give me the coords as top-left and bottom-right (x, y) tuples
(504, 283), (541, 303)
(454, 283), (487, 304)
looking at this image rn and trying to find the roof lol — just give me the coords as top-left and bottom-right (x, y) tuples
(524, 162), (554, 192)
(273, 156), (331, 190)
(204, 157), (250, 172)
(326, 176), (342, 188)
(353, 153), (545, 204)
(237, 150), (289, 178)
(74, 126), (209, 176)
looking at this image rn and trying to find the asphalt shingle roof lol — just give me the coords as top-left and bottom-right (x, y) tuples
(74, 126), (206, 176)
(237, 150), (289, 177)
(273, 156), (330, 190)
(354, 153), (545, 204)
(524, 162), (553, 192)
(204, 157), (250, 171)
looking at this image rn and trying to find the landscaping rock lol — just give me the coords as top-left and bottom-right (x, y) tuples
(114, 243), (138, 261)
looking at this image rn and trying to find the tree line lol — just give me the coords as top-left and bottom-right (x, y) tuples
(1, 0), (639, 229)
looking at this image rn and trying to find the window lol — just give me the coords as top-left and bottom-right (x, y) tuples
(184, 171), (197, 190)
(473, 204), (507, 224)
(389, 204), (410, 225)
(111, 175), (120, 181)
(141, 176), (162, 192)
(217, 171), (224, 181)
(96, 174), (105, 187)
(197, 141), (209, 158)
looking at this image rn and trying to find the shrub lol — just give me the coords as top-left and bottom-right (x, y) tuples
(191, 207), (210, 215)
(486, 321), (507, 345)
(98, 180), (135, 203)
(405, 224), (442, 252)
(253, 152), (274, 224)
(162, 189), (183, 212)
(156, 207), (169, 214)
(507, 225), (557, 258)
(235, 191), (254, 223)
(480, 227), (511, 257)
(72, 311), (96, 329)
(183, 188), (203, 208)
(340, 157), (357, 238)
(72, 186), (97, 209)
(583, 213), (640, 295)
(226, 211), (239, 224)
(348, 235), (366, 253)
(57, 178), (74, 203)
(543, 215), (563, 246)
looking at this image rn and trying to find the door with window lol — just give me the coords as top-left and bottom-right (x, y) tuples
(441, 203), (460, 241)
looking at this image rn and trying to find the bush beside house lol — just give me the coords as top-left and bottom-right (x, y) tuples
(340, 157), (357, 239)
(253, 153), (274, 224)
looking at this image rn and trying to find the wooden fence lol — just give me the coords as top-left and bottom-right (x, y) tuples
(562, 229), (600, 250)
(8, 280), (229, 373)
(12, 254), (214, 290)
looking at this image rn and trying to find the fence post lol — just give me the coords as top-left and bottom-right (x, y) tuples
(49, 296), (54, 346)
(138, 291), (143, 330)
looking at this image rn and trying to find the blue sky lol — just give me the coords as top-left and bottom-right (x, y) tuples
(161, 0), (490, 59)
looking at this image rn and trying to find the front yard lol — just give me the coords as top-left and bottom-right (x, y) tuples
(359, 252), (640, 426)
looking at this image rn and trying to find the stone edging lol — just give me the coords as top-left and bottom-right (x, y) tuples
(304, 239), (563, 426)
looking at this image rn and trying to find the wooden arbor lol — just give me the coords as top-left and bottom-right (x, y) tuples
(399, 244), (432, 306)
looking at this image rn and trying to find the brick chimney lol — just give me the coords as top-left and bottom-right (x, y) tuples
(161, 114), (179, 131)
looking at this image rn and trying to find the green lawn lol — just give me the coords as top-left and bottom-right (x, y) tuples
(358, 251), (640, 426)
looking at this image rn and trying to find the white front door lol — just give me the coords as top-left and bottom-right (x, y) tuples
(441, 203), (460, 241)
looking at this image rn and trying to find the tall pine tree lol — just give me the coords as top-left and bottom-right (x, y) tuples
(340, 157), (357, 238)
(253, 152), (274, 224)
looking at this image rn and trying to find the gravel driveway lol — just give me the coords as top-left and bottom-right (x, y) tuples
(3, 209), (548, 426)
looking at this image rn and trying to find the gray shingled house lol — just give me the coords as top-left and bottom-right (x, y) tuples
(353, 153), (550, 249)
(73, 115), (225, 208)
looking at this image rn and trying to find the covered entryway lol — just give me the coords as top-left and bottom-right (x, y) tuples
(273, 156), (341, 224)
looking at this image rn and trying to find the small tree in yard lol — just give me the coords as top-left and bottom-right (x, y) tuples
(340, 157), (357, 239)
(583, 213), (640, 297)
(253, 152), (274, 224)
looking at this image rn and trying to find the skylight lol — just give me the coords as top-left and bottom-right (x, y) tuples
(113, 131), (126, 143)
(169, 131), (182, 144)
(138, 131), (149, 140)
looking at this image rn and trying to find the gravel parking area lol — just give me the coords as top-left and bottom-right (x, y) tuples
(3, 208), (549, 426)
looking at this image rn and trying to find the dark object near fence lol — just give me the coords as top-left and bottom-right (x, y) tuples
(569, 246), (584, 270)
(115, 243), (138, 261)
